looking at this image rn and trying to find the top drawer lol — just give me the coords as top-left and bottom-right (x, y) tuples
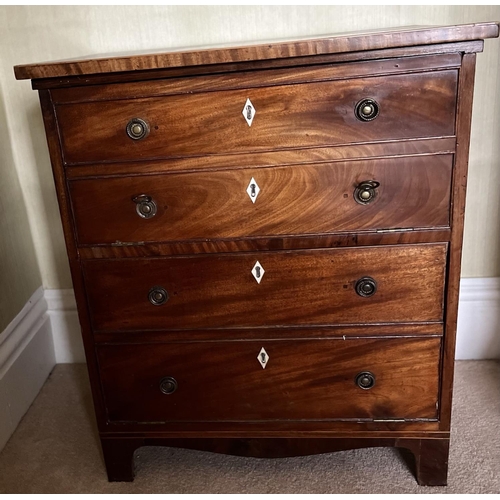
(55, 70), (458, 164)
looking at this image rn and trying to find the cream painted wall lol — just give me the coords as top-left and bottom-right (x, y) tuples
(0, 78), (42, 331)
(2, 6), (500, 290)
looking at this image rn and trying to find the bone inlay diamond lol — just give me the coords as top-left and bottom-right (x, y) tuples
(251, 261), (265, 284)
(242, 98), (256, 126)
(257, 347), (269, 369)
(246, 177), (260, 203)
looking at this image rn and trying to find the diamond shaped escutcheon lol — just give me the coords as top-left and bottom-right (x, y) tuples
(246, 177), (260, 203)
(257, 347), (269, 369)
(251, 261), (265, 284)
(242, 98), (256, 126)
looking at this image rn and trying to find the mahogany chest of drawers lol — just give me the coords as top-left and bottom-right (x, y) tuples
(15, 22), (499, 486)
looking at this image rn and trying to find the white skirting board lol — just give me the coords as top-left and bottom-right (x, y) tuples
(44, 278), (500, 363)
(44, 289), (84, 363)
(455, 278), (500, 360)
(0, 287), (56, 451)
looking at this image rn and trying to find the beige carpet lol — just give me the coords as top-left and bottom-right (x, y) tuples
(0, 361), (499, 493)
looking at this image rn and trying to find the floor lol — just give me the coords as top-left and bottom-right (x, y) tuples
(0, 361), (499, 493)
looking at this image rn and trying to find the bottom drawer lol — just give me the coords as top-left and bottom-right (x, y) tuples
(97, 338), (440, 423)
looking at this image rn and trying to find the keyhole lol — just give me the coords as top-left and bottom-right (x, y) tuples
(256, 266), (261, 278)
(250, 183), (256, 197)
(247, 105), (252, 119)
(261, 353), (266, 363)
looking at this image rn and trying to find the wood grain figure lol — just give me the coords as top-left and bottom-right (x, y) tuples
(56, 71), (457, 164)
(69, 155), (452, 245)
(83, 244), (447, 331)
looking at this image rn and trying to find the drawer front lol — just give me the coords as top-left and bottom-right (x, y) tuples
(84, 244), (447, 331)
(57, 70), (457, 164)
(70, 155), (452, 245)
(97, 337), (441, 422)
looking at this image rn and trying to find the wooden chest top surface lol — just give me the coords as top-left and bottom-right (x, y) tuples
(13, 22), (499, 80)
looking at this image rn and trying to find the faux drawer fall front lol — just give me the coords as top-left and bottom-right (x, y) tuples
(56, 70), (457, 164)
(83, 244), (446, 332)
(70, 155), (452, 245)
(96, 337), (441, 423)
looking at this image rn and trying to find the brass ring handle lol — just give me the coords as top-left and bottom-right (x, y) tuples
(132, 194), (157, 219)
(355, 277), (377, 298)
(148, 286), (168, 306)
(355, 371), (376, 390)
(159, 377), (178, 395)
(354, 180), (380, 205)
(355, 98), (379, 121)
(126, 118), (150, 140)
